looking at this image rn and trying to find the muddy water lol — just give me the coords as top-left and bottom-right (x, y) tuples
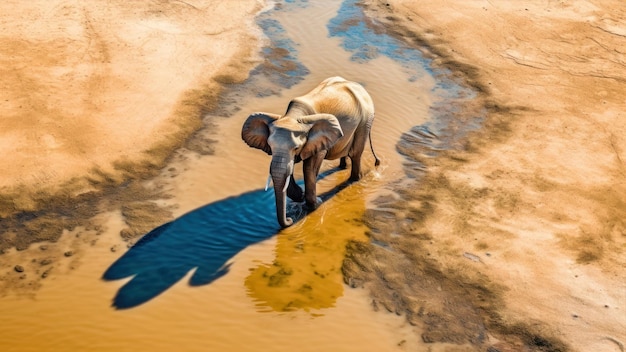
(0, 1), (464, 351)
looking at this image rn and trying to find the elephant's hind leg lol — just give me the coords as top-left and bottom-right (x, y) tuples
(349, 151), (363, 182)
(348, 127), (368, 182)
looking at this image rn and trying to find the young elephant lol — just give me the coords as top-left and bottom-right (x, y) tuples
(242, 76), (380, 227)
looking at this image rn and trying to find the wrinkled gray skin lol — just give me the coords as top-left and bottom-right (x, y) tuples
(242, 76), (380, 227)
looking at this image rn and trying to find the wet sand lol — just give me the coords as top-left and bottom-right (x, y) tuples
(345, 1), (626, 351)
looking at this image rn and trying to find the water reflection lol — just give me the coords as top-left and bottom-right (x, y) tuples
(245, 181), (368, 312)
(102, 168), (345, 309)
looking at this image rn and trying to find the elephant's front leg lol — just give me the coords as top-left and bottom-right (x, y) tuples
(287, 174), (304, 202)
(303, 152), (326, 209)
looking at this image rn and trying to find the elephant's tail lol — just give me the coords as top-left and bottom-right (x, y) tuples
(369, 128), (381, 167)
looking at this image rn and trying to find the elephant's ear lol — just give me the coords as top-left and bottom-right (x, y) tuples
(298, 114), (344, 160)
(242, 113), (280, 155)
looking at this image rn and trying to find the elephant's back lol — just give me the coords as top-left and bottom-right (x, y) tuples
(300, 78), (374, 119)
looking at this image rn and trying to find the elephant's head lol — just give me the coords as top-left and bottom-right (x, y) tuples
(242, 112), (343, 227)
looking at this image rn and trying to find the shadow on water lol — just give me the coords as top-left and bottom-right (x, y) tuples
(102, 168), (348, 309)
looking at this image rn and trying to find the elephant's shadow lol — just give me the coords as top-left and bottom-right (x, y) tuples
(102, 167), (349, 309)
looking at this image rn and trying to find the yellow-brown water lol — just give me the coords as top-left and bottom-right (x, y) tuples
(0, 0), (442, 350)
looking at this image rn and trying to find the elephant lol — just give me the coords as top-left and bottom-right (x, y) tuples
(242, 76), (380, 227)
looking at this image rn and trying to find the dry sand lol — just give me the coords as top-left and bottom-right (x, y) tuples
(342, 1), (625, 351)
(0, 0), (264, 216)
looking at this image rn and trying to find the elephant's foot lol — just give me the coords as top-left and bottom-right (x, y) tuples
(305, 197), (322, 210)
(349, 170), (362, 182)
(350, 159), (362, 181)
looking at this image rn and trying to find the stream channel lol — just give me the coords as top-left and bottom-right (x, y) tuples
(0, 0), (479, 351)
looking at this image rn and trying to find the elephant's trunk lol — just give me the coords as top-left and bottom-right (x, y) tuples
(270, 153), (294, 227)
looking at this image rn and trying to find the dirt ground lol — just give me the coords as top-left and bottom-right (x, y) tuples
(1, 0), (624, 351)
(0, 0), (264, 216)
(342, 1), (625, 351)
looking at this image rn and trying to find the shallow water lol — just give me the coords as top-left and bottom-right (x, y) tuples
(0, 0), (471, 351)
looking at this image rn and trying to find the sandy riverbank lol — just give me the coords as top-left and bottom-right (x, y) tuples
(0, 0), (264, 216)
(345, 1), (625, 351)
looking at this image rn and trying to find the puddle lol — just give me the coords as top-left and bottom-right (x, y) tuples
(0, 0), (479, 351)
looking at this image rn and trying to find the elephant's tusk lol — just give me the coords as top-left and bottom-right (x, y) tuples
(283, 174), (290, 193)
(265, 174), (272, 192)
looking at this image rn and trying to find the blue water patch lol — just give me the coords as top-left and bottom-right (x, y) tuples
(329, 0), (484, 156)
(252, 13), (310, 91)
(206, 5), (312, 115)
(328, 0), (433, 76)
(327, 0), (480, 102)
(284, 0), (309, 7)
